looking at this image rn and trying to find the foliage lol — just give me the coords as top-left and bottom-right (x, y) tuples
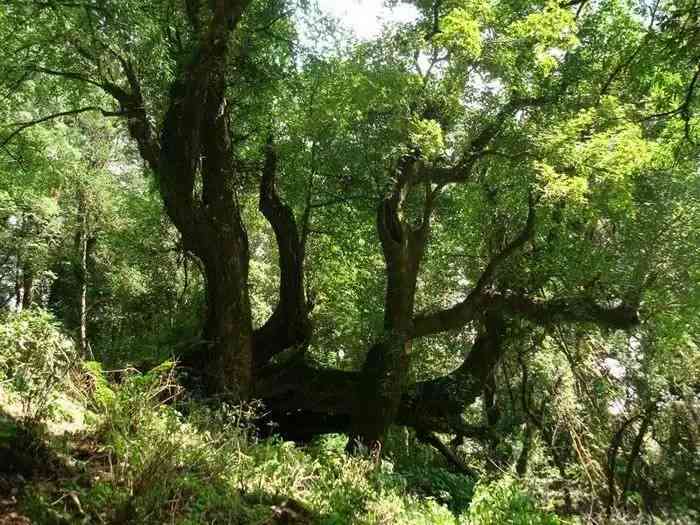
(81, 360), (183, 453)
(467, 476), (562, 525)
(0, 0), (699, 522)
(0, 309), (78, 421)
(8, 359), (478, 524)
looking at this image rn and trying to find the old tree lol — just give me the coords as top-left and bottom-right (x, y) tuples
(1, 0), (699, 451)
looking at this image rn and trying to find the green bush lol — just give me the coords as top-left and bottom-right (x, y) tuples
(0, 309), (78, 421)
(77, 360), (271, 523)
(401, 465), (475, 515)
(382, 428), (475, 515)
(16, 358), (573, 525)
(466, 476), (563, 525)
(81, 360), (182, 453)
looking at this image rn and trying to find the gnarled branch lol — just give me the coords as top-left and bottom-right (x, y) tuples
(254, 137), (312, 368)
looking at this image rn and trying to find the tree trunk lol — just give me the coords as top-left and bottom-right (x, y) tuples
(21, 268), (33, 310)
(606, 415), (640, 515)
(254, 139), (312, 368)
(516, 422), (533, 476)
(77, 187), (89, 355)
(484, 373), (502, 471)
(621, 409), (654, 506)
(196, 72), (253, 398)
(147, 7), (254, 399)
(349, 162), (430, 448)
(200, 241), (253, 398)
(14, 260), (22, 311)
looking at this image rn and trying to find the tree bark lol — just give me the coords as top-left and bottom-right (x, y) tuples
(349, 154), (431, 448)
(257, 314), (507, 443)
(114, 3), (255, 398)
(621, 409), (655, 505)
(399, 313), (507, 433)
(416, 430), (477, 476)
(21, 268), (34, 310)
(484, 372), (502, 471)
(14, 257), (22, 311)
(77, 187), (88, 355)
(198, 240), (252, 397)
(254, 139), (312, 368)
(516, 422), (533, 476)
(606, 414), (640, 515)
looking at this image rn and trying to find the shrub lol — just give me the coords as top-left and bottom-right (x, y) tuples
(81, 360), (182, 453)
(382, 428), (475, 515)
(401, 465), (475, 515)
(466, 475), (563, 525)
(0, 309), (78, 421)
(78, 360), (272, 523)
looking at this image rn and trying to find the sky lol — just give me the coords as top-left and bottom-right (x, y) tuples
(316, 0), (419, 40)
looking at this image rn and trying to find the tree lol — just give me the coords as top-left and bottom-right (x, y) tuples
(1, 0), (698, 453)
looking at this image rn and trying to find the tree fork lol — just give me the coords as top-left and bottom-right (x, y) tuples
(349, 154), (431, 448)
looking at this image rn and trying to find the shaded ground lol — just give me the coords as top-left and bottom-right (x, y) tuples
(0, 387), (317, 524)
(0, 474), (31, 525)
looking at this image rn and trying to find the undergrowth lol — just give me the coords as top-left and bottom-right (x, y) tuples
(0, 310), (575, 524)
(3, 358), (563, 524)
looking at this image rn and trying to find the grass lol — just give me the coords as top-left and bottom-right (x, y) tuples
(1, 360), (488, 524)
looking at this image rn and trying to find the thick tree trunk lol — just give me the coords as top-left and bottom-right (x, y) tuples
(196, 72), (254, 398)
(147, 5), (254, 399)
(399, 313), (506, 430)
(352, 290), (416, 448)
(349, 162), (430, 448)
(351, 335), (412, 450)
(200, 241), (253, 398)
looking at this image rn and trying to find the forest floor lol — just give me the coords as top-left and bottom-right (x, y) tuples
(0, 371), (485, 524)
(0, 362), (647, 525)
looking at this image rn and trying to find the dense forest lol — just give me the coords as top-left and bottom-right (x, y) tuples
(0, 0), (699, 523)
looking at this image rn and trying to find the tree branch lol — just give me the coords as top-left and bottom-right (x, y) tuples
(416, 97), (548, 185)
(1, 106), (123, 148)
(412, 196), (536, 338)
(416, 430), (477, 476)
(494, 292), (640, 330)
(643, 61), (700, 143)
(253, 137), (312, 368)
(28, 66), (105, 90)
